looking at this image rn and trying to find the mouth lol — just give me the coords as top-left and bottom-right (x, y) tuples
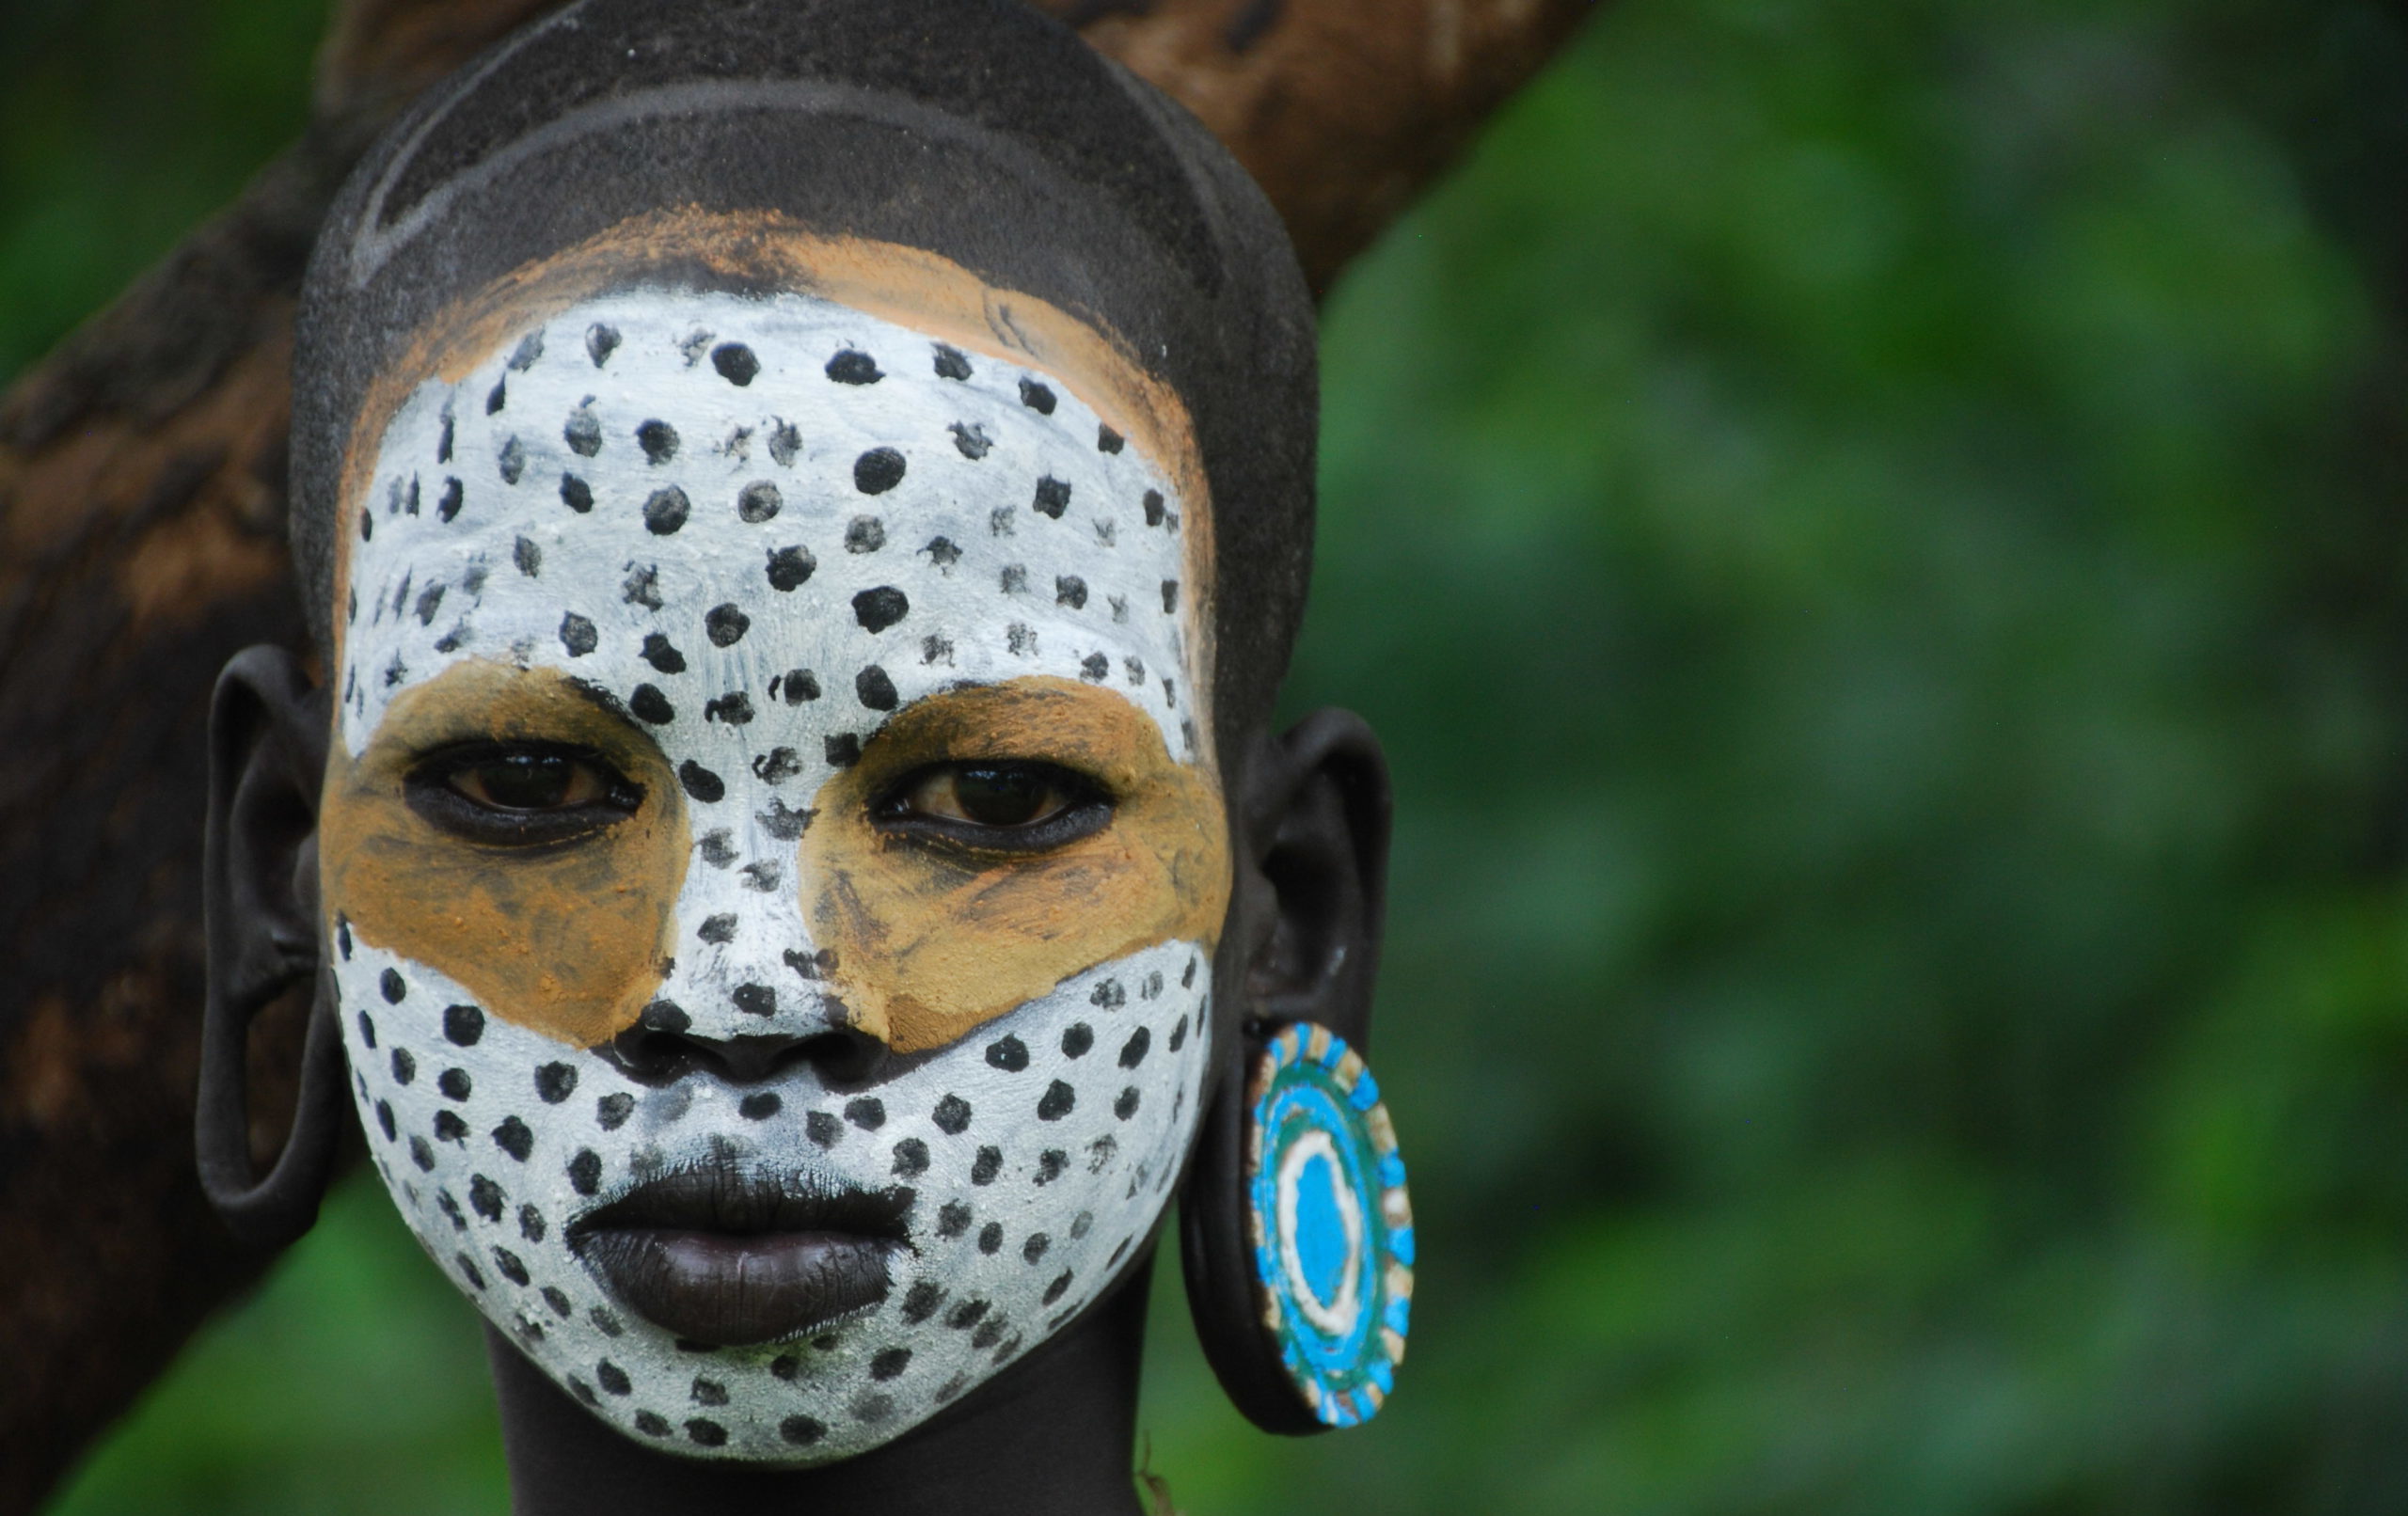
(569, 1162), (911, 1346)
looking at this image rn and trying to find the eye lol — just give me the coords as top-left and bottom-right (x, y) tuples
(407, 744), (642, 845)
(907, 765), (1069, 827)
(875, 762), (1109, 851)
(448, 752), (612, 811)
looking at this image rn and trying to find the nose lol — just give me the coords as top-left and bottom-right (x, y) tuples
(604, 997), (885, 1085)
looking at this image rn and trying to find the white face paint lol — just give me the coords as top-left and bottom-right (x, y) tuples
(324, 287), (1217, 1461)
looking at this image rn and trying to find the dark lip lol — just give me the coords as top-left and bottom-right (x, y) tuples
(569, 1165), (911, 1346)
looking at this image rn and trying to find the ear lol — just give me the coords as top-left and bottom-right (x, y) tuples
(1181, 706), (1394, 1434)
(1235, 706), (1392, 1050)
(196, 644), (347, 1249)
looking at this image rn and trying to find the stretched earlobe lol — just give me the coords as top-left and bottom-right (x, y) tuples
(196, 644), (346, 1249)
(1182, 708), (1404, 1433)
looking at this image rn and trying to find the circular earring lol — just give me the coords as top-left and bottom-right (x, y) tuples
(1241, 1022), (1414, 1428)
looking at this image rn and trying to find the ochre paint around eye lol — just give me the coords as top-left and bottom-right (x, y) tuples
(321, 666), (1226, 1056)
(802, 675), (1231, 1054)
(319, 659), (692, 1050)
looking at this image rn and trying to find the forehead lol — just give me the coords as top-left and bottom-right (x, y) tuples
(333, 279), (1209, 764)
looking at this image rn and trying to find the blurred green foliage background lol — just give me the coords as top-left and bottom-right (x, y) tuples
(12, 0), (2408, 1510)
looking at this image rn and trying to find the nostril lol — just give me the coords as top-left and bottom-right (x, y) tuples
(609, 1030), (686, 1081)
(787, 1028), (880, 1083)
(604, 999), (703, 1081)
(639, 998), (690, 1034)
(598, 1000), (888, 1087)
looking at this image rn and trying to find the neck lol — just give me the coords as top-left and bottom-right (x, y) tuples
(488, 1256), (1157, 1516)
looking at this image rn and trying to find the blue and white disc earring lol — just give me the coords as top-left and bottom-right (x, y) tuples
(1242, 1022), (1414, 1427)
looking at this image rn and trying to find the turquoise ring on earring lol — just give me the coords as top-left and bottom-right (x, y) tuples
(1244, 1022), (1414, 1427)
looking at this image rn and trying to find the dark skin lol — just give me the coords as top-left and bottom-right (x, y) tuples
(206, 634), (1391, 1515)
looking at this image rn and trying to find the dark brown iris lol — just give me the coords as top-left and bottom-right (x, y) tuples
(874, 760), (1110, 852)
(452, 752), (592, 810)
(406, 744), (642, 845)
(950, 764), (1052, 826)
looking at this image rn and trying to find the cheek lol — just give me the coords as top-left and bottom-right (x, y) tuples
(319, 757), (691, 1049)
(799, 773), (1229, 1055)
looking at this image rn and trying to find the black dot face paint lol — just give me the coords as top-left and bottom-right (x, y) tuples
(325, 288), (1218, 1464)
(711, 344), (761, 387)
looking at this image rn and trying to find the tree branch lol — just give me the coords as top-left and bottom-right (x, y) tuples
(1038, 0), (1598, 292)
(0, 1), (1594, 1508)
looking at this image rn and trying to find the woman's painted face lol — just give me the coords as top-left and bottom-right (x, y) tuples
(321, 279), (1228, 1462)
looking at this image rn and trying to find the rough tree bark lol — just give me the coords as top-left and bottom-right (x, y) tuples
(0, 0), (1596, 1508)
